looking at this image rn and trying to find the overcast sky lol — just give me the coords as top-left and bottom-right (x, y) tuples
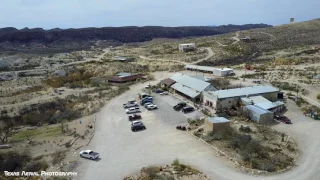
(0, 0), (319, 29)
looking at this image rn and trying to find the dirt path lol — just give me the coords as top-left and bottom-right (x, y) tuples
(217, 32), (240, 47)
(139, 47), (214, 65)
(74, 71), (320, 180)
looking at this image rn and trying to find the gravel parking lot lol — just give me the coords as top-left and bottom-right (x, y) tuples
(74, 81), (233, 180)
(75, 72), (320, 180)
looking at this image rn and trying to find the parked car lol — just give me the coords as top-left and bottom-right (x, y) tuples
(141, 96), (153, 101)
(160, 91), (168, 95)
(141, 94), (150, 99)
(182, 106), (194, 114)
(126, 107), (140, 114)
(140, 97), (153, 105)
(145, 84), (152, 89)
(128, 114), (142, 121)
(131, 121), (146, 132)
(79, 150), (99, 160)
(154, 89), (163, 93)
(141, 99), (153, 105)
(275, 115), (292, 124)
(173, 102), (187, 111)
(123, 101), (138, 108)
(144, 102), (153, 108)
(146, 104), (157, 110)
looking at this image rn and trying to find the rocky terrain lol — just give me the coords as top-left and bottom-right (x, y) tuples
(0, 24), (271, 53)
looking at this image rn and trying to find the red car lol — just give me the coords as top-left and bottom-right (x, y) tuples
(128, 114), (142, 121)
(275, 115), (292, 124)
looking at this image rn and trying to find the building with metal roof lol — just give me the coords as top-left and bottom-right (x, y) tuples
(241, 96), (271, 105)
(203, 86), (280, 110)
(243, 105), (274, 124)
(211, 86), (279, 99)
(191, 75), (211, 82)
(106, 73), (144, 83)
(160, 78), (176, 87)
(169, 73), (217, 100)
(116, 72), (132, 77)
(171, 83), (200, 98)
(205, 117), (230, 132)
(241, 95), (285, 113)
(185, 64), (234, 76)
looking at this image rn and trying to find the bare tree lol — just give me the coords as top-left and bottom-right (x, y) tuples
(25, 131), (34, 143)
(0, 119), (14, 144)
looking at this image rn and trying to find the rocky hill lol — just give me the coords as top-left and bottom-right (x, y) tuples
(0, 24), (271, 52)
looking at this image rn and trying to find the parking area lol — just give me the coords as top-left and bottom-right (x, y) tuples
(74, 82), (230, 180)
(153, 93), (204, 121)
(75, 74), (320, 180)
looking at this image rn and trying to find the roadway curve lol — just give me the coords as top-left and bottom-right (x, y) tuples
(139, 47), (214, 65)
(75, 72), (320, 180)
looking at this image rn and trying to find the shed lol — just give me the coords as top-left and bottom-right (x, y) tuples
(205, 117), (230, 132)
(179, 43), (196, 52)
(160, 78), (176, 88)
(243, 105), (274, 124)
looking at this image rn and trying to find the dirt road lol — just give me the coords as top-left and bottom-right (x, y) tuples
(139, 47), (214, 65)
(75, 72), (320, 180)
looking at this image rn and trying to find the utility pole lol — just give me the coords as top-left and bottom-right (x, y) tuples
(243, 64), (246, 82)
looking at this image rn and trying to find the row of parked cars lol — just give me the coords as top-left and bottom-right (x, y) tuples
(173, 102), (194, 114)
(123, 95), (159, 132)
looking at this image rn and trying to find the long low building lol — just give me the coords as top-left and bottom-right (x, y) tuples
(203, 85), (280, 110)
(106, 72), (144, 83)
(185, 64), (234, 76)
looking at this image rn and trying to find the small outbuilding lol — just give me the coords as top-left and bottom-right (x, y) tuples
(160, 78), (176, 88)
(179, 43), (196, 52)
(243, 105), (274, 124)
(205, 117), (230, 132)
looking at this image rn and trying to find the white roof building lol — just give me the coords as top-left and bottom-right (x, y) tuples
(185, 64), (234, 76)
(211, 86), (279, 99)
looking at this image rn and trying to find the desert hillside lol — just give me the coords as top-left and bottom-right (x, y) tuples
(0, 24), (271, 52)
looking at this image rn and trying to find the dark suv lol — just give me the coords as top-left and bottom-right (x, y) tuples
(182, 106), (194, 114)
(173, 102), (187, 111)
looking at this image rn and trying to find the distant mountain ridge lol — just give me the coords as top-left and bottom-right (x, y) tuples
(0, 24), (271, 52)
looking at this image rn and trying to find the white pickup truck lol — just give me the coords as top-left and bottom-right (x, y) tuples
(79, 150), (100, 160)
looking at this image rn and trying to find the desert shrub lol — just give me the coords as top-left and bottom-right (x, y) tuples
(241, 72), (267, 79)
(251, 159), (276, 172)
(0, 150), (32, 173)
(209, 78), (230, 89)
(296, 97), (307, 107)
(155, 174), (174, 180)
(143, 166), (161, 179)
(203, 130), (233, 142)
(187, 118), (204, 126)
(52, 150), (67, 165)
(239, 125), (252, 133)
(317, 94), (320, 100)
(230, 134), (252, 149)
(24, 160), (48, 172)
(172, 159), (180, 167)
(49, 109), (81, 124)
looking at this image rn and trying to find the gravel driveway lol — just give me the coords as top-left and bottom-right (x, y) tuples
(75, 73), (320, 180)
